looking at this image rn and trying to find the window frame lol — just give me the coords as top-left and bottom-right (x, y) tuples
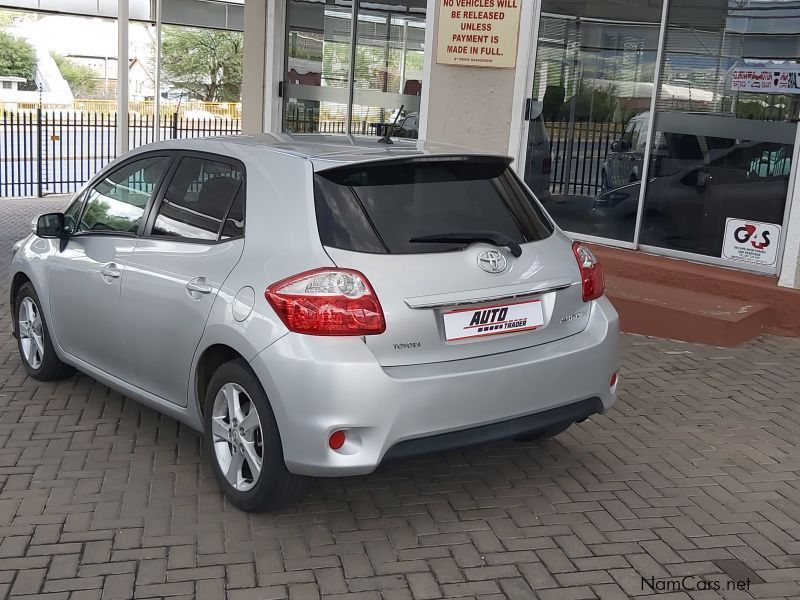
(62, 191), (87, 232)
(141, 150), (247, 245)
(71, 152), (176, 239)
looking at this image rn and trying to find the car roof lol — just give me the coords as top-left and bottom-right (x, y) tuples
(136, 133), (511, 171)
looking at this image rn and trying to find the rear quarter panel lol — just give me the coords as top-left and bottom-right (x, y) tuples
(190, 147), (337, 415)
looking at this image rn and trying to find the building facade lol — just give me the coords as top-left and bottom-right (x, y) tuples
(243, 0), (800, 290)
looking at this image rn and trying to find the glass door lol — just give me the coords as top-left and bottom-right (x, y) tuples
(522, 0), (664, 246)
(284, 0), (354, 134)
(639, 0), (799, 274)
(282, 0), (426, 136)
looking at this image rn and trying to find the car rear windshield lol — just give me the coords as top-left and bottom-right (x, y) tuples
(314, 157), (554, 254)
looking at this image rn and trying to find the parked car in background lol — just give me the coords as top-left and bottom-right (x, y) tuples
(395, 112), (419, 138)
(10, 135), (619, 511)
(591, 132), (792, 252)
(600, 111), (649, 192)
(523, 101), (552, 199)
(183, 109), (221, 121)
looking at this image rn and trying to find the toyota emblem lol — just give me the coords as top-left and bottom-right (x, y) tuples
(477, 250), (508, 274)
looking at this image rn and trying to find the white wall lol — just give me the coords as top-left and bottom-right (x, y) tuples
(779, 183), (800, 289)
(242, 0), (267, 134)
(418, 0), (517, 155)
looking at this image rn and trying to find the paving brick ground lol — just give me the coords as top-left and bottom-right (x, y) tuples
(1, 195), (800, 599)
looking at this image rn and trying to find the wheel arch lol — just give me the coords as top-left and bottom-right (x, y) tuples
(194, 343), (248, 418)
(9, 272), (33, 336)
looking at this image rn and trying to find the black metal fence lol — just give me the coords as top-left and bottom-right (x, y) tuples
(1, 110), (625, 199)
(284, 118), (347, 134)
(0, 110), (242, 198)
(546, 120), (625, 197)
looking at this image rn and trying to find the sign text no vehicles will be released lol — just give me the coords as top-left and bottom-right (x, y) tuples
(437, 0), (522, 69)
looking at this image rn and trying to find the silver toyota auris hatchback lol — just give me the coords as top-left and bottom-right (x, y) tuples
(9, 135), (619, 511)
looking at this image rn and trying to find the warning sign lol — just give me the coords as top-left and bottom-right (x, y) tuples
(436, 0), (521, 69)
(721, 218), (782, 266)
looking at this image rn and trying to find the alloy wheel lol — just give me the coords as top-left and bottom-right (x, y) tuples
(18, 297), (44, 370)
(210, 382), (264, 492)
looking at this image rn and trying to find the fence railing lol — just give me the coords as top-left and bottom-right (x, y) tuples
(546, 120), (625, 197)
(0, 110), (242, 198)
(0, 100), (243, 119)
(1, 110), (626, 199)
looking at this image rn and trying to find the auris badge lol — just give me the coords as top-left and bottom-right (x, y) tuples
(477, 250), (507, 274)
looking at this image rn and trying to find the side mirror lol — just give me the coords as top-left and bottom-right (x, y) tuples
(681, 169), (709, 189)
(35, 213), (65, 238)
(611, 139), (628, 153)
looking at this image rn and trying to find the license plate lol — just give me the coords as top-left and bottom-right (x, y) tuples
(443, 299), (544, 341)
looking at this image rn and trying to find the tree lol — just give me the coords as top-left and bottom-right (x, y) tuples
(52, 53), (98, 97)
(0, 30), (36, 83)
(0, 9), (35, 28)
(160, 26), (243, 102)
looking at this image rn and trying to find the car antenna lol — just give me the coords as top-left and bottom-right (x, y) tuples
(378, 104), (404, 145)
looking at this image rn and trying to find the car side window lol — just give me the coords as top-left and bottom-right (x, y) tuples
(220, 187), (245, 239)
(77, 155), (171, 234)
(627, 122), (640, 150)
(622, 120), (636, 147)
(634, 119), (648, 152)
(151, 156), (243, 241)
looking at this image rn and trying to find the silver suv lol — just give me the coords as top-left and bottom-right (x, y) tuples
(9, 135), (619, 511)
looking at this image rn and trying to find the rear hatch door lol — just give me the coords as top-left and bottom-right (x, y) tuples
(314, 156), (589, 367)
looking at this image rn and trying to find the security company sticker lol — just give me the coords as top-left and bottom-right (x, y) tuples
(443, 299), (544, 341)
(721, 218), (782, 266)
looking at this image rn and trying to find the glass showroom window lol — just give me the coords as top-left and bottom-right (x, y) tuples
(283, 0), (425, 136)
(638, 0), (799, 274)
(522, 0), (665, 244)
(524, 0), (800, 274)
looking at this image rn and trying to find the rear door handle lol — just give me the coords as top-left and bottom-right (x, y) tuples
(101, 264), (121, 280)
(186, 277), (213, 295)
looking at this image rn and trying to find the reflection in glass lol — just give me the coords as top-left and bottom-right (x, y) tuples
(351, 2), (425, 136)
(153, 158), (243, 241)
(282, 0), (425, 136)
(523, 1), (663, 242)
(284, 0), (353, 133)
(640, 0), (798, 264)
(78, 156), (170, 234)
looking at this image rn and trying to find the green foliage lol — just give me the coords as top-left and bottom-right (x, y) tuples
(160, 26), (243, 102)
(542, 81), (632, 124)
(0, 9), (34, 28)
(52, 53), (98, 97)
(0, 30), (36, 83)
(81, 199), (141, 233)
(570, 83), (622, 122)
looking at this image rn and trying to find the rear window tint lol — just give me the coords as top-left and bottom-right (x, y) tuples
(314, 158), (553, 254)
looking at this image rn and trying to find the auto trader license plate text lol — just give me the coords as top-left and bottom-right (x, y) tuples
(443, 299), (544, 341)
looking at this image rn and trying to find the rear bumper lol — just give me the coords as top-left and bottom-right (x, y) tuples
(383, 396), (602, 461)
(250, 297), (619, 476)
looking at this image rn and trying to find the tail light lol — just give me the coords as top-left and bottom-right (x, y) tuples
(572, 242), (605, 302)
(265, 268), (385, 336)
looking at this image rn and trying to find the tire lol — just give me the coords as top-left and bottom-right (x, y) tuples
(14, 282), (74, 381)
(204, 359), (308, 512)
(515, 422), (571, 442)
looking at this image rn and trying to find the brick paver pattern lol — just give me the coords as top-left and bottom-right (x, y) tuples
(1, 196), (800, 600)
